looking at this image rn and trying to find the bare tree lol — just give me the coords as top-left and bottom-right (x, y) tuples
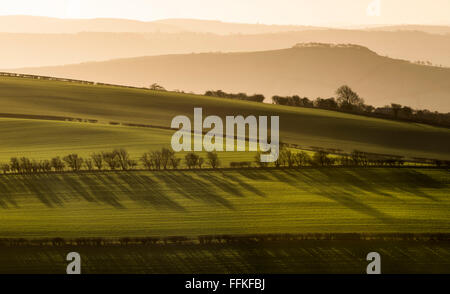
(149, 83), (166, 91)
(312, 151), (332, 167)
(140, 152), (154, 170)
(51, 157), (65, 172)
(102, 152), (119, 170)
(169, 156), (181, 169)
(91, 153), (103, 170)
(114, 149), (130, 170)
(161, 148), (175, 170)
(10, 157), (20, 173)
(63, 154), (84, 172)
(206, 152), (220, 169)
(151, 151), (162, 170)
(295, 151), (311, 167)
(19, 157), (32, 173)
(127, 159), (138, 170)
(40, 160), (52, 172)
(279, 148), (295, 167)
(85, 159), (94, 171)
(185, 153), (199, 169)
(198, 157), (204, 169)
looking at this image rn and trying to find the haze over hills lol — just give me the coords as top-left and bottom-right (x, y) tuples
(365, 25), (450, 35)
(0, 15), (320, 34)
(0, 15), (181, 33)
(2, 28), (450, 69)
(12, 44), (450, 112)
(153, 18), (321, 34)
(3, 16), (450, 35)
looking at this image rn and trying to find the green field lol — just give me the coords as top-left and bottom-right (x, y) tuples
(1, 240), (449, 274)
(0, 117), (255, 166)
(0, 168), (448, 238)
(1, 75), (449, 274)
(1, 76), (450, 160)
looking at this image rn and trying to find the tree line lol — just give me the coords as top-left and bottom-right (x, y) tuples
(1, 232), (446, 247)
(254, 148), (449, 168)
(0, 148), (221, 174)
(204, 90), (265, 102)
(272, 85), (450, 128)
(1, 147), (447, 175)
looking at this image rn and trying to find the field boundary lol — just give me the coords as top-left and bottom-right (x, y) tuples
(0, 166), (448, 178)
(1, 233), (449, 247)
(1, 112), (449, 166)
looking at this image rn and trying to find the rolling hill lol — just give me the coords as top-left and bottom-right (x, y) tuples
(0, 15), (320, 35)
(0, 15), (181, 34)
(11, 44), (450, 112)
(0, 75), (449, 160)
(0, 69), (449, 274)
(366, 25), (450, 35)
(2, 16), (450, 69)
(0, 168), (449, 238)
(2, 29), (450, 69)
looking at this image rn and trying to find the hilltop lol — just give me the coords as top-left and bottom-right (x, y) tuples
(11, 44), (450, 111)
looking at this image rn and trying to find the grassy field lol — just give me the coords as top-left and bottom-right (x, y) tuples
(0, 76), (449, 274)
(1, 240), (449, 274)
(0, 168), (448, 238)
(1, 76), (449, 160)
(0, 117), (256, 166)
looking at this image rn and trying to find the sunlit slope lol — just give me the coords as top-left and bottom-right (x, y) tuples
(0, 76), (449, 160)
(0, 169), (449, 238)
(0, 118), (254, 165)
(12, 45), (450, 111)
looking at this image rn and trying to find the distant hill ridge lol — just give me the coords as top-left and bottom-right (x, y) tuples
(2, 17), (450, 68)
(11, 43), (450, 112)
(293, 43), (374, 50)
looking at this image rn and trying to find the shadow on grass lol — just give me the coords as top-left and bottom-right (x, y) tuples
(266, 168), (449, 223)
(0, 169), (447, 217)
(155, 172), (235, 209)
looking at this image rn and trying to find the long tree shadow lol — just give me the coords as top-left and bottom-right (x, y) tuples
(198, 173), (246, 197)
(312, 169), (397, 199)
(78, 174), (124, 209)
(216, 171), (266, 197)
(296, 170), (396, 224)
(236, 169), (271, 181)
(0, 176), (18, 208)
(23, 174), (64, 208)
(118, 172), (186, 211)
(155, 171), (235, 210)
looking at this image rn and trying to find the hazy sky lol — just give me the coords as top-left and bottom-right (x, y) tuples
(0, 0), (449, 26)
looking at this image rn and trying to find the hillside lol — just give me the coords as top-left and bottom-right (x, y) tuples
(0, 15), (181, 34)
(0, 168), (449, 238)
(366, 25), (450, 35)
(0, 15), (319, 35)
(11, 44), (450, 111)
(153, 18), (319, 35)
(2, 29), (450, 69)
(0, 75), (449, 160)
(0, 117), (254, 165)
